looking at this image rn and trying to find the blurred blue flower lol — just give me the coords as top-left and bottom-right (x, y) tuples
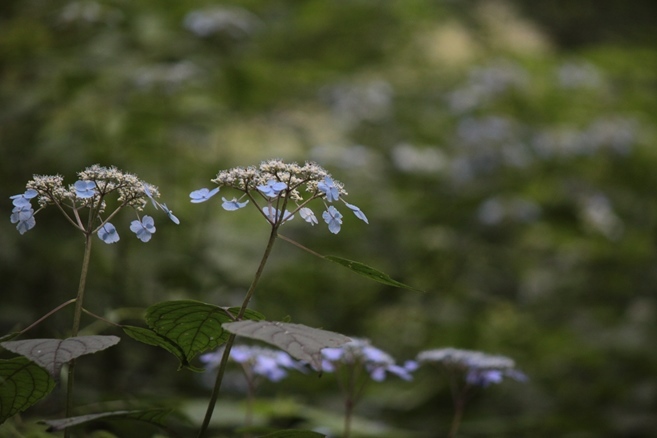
(222, 197), (249, 211)
(10, 189), (37, 207)
(262, 206), (294, 223)
(190, 187), (220, 203)
(97, 222), (120, 244)
(322, 206), (343, 234)
(322, 338), (415, 382)
(130, 215), (156, 242)
(417, 347), (527, 388)
(201, 345), (303, 383)
(318, 176), (339, 202)
(299, 207), (318, 225)
(257, 179), (288, 198)
(10, 204), (36, 235)
(343, 201), (368, 224)
(74, 180), (96, 198)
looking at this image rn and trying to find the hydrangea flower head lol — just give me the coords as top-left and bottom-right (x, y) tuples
(201, 344), (304, 383)
(322, 338), (415, 381)
(11, 165), (175, 242)
(416, 347), (527, 387)
(192, 159), (369, 234)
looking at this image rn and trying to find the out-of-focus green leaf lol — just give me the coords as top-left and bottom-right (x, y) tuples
(0, 357), (56, 424)
(1, 336), (120, 378)
(122, 326), (203, 372)
(223, 320), (351, 370)
(40, 408), (172, 432)
(324, 256), (422, 291)
(145, 300), (264, 362)
(258, 430), (325, 438)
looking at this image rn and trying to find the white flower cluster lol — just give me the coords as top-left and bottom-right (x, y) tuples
(417, 347), (516, 371)
(212, 159), (347, 202)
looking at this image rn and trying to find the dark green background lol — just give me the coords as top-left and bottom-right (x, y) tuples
(2, 0), (657, 436)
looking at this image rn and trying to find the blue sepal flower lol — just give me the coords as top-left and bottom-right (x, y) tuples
(322, 205), (343, 234)
(299, 207), (318, 225)
(97, 222), (120, 244)
(74, 180), (96, 198)
(318, 176), (340, 202)
(344, 201), (369, 224)
(222, 197), (249, 211)
(10, 189), (37, 207)
(190, 187), (220, 203)
(257, 179), (288, 198)
(160, 203), (180, 224)
(262, 206), (294, 223)
(142, 183), (159, 209)
(10, 204), (36, 234)
(130, 215), (156, 242)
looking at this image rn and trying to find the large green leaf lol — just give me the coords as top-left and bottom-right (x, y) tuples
(1, 336), (120, 378)
(122, 326), (203, 372)
(324, 256), (422, 291)
(223, 320), (351, 370)
(0, 357), (56, 424)
(40, 408), (171, 432)
(145, 300), (264, 362)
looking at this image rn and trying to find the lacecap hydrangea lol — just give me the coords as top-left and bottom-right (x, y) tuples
(190, 159), (368, 234)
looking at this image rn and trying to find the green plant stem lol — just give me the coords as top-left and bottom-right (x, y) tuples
(197, 227), (279, 438)
(448, 392), (466, 438)
(65, 233), (93, 437)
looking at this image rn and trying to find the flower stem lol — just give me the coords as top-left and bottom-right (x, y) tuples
(197, 227), (279, 438)
(65, 232), (93, 437)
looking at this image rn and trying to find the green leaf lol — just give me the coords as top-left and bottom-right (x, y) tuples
(145, 300), (264, 362)
(259, 430), (325, 438)
(0, 357), (56, 424)
(223, 320), (351, 370)
(1, 336), (120, 378)
(324, 256), (422, 291)
(122, 326), (203, 372)
(40, 408), (172, 432)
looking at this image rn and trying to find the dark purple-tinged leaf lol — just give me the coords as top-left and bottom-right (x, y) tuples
(40, 408), (171, 431)
(145, 300), (265, 362)
(259, 430), (325, 438)
(0, 357), (56, 424)
(1, 336), (120, 378)
(324, 256), (422, 291)
(122, 326), (203, 372)
(223, 320), (351, 370)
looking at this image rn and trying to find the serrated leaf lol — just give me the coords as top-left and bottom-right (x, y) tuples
(0, 356), (56, 424)
(122, 326), (203, 372)
(1, 336), (120, 378)
(145, 300), (264, 363)
(259, 430), (326, 438)
(40, 408), (171, 432)
(223, 320), (351, 370)
(324, 256), (422, 291)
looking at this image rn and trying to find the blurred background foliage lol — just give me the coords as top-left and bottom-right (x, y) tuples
(2, 0), (657, 436)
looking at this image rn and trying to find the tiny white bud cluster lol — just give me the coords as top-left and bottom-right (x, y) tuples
(212, 159), (348, 203)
